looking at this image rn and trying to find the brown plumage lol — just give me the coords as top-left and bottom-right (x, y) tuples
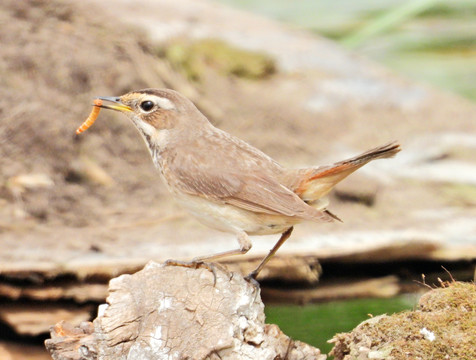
(94, 88), (401, 279)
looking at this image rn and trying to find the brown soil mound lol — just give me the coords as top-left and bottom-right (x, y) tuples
(0, 0), (170, 227)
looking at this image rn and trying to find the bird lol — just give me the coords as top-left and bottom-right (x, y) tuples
(93, 88), (400, 279)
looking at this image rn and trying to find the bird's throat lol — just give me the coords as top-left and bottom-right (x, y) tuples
(142, 130), (170, 170)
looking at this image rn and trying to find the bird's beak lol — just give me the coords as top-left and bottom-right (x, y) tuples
(97, 97), (133, 112)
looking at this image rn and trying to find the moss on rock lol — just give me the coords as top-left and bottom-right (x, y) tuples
(160, 38), (276, 81)
(329, 282), (476, 360)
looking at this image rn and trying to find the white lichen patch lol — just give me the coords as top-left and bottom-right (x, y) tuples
(238, 315), (248, 330)
(149, 325), (163, 348)
(420, 327), (436, 342)
(158, 296), (173, 313)
(97, 303), (109, 318)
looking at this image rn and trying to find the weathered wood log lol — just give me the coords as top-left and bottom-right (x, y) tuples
(45, 261), (326, 360)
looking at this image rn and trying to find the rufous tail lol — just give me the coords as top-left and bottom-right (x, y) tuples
(290, 142), (401, 203)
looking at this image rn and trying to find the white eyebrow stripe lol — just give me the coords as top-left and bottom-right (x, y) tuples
(155, 96), (176, 110)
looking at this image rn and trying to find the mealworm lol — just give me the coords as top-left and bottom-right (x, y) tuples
(75, 99), (102, 135)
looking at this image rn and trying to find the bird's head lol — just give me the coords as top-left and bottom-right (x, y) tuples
(98, 88), (209, 146)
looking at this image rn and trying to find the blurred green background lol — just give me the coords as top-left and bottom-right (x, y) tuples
(265, 295), (419, 354)
(218, 0), (476, 102)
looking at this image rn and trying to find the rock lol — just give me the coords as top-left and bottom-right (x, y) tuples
(0, 341), (51, 360)
(0, 344), (13, 360)
(262, 276), (400, 304)
(333, 173), (380, 207)
(0, 303), (93, 336)
(0, 282), (108, 303)
(66, 157), (115, 187)
(5, 173), (54, 194)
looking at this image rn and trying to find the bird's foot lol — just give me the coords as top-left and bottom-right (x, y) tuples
(244, 271), (260, 288)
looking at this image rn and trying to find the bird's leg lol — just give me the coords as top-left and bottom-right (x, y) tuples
(165, 232), (251, 285)
(246, 226), (294, 280)
(192, 231), (252, 262)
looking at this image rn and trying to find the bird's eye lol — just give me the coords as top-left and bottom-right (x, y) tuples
(139, 100), (155, 112)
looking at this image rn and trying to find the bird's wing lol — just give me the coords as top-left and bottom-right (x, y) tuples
(226, 174), (332, 222)
(170, 160), (333, 222)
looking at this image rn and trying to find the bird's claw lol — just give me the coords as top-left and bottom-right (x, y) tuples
(244, 271), (260, 288)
